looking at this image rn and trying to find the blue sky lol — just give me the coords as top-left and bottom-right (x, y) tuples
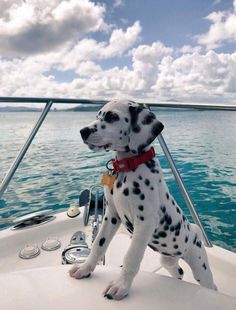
(0, 0), (236, 104)
(103, 0), (232, 48)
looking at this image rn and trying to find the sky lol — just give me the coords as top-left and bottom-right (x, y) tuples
(0, 0), (236, 105)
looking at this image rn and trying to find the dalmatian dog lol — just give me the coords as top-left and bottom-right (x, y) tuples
(69, 99), (217, 300)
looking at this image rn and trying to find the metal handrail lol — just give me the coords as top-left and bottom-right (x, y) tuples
(0, 100), (53, 197)
(0, 96), (236, 110)
(158, 134), (212, 247)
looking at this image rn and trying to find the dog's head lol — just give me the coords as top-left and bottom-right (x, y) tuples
(80, 100), (164, 154)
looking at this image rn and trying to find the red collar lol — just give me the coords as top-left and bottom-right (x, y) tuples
(112, 147), (155, 172)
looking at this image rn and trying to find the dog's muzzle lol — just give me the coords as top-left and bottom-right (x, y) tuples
(80, 127), (91, 141)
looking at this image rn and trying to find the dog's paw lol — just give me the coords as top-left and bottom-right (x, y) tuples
(68, 263), (94, 279)
(103, 279), (130, 300)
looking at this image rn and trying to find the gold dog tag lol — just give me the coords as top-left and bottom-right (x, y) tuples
(101, 173), (116, 190)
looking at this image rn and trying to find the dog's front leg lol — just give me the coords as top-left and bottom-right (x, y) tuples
(69, 207), (121, 279)
(103, 218), (155, 300)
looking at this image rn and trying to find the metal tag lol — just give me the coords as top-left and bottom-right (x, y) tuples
(101, 173), (116, 190)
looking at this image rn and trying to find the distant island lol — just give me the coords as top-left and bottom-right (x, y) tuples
(0, 105), (103, 112)
(0, 106), (42, 112)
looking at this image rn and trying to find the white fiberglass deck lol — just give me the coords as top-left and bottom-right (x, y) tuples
(0, 211), (235, 309)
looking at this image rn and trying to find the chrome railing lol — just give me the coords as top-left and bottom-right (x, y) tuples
(1, 96), (235, 245)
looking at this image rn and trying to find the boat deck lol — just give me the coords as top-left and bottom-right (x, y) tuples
(0, 211), (235, 309)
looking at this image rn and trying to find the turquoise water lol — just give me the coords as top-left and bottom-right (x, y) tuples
(0, 110), (235, 252)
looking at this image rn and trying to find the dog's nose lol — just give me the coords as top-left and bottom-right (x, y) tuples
(80, 127), (92, 141)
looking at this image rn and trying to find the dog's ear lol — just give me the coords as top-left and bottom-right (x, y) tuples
(128, 105), (164, 154)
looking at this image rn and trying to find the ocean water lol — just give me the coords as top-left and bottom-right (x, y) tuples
(0, 109), (235, 252)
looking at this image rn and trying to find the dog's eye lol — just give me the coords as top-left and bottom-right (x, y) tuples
(104, 111), (120, 123)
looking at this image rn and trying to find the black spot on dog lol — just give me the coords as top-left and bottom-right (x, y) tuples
(125, 145), (130, 152)
(152, 240), (159, 244)
(133, 181), (140, 188)
(110, 189), (113, 195)
(150, 186), (154, 190)
(173, 237), (176, 242)
(148, 244), (158, 252)
(145, 179), (150, 186)
(104, 111), (120, 123)
(176, 207), (181, 214)
(193, 234), (197, 245)
(111, 217), (117, 225)
(196, 240), (202, 248)
(161, 243), (167, 247)
(166, 193), (170, 200)
(101, 124), (106, 129)
(202, 263), (207, 270)
(164, 225), (169, 231)
(145, 159), (155, 169)
(158, 231), (167, 238)
(140, 194), (145, 200)
(137, 144), (147, 153)
(138, 175), (143, 180)
(138, 205), (144, 211)
(174, 244), (179, 249)
(162, 252), (171, 256)
(133, 125), (141, 133)
(142, 112), (156, 125)
(160, 217), (165, 225)
(178, 267), (184, 275)
(172, 199), (175, 206)
(124, 215), (134, 234)
(138, 216), (144, 221)
(170, 226), (175, 232)
(175, 222), (181, 232)
(133, 188), (141, 195)
(175, 230), (180, 237)
(164, 214), (172, 225)
(104, 217), (108, 221)
(161, 206), (166, 213)
(120, 130), (122, 134)
(116, 181), (122, 188)
(123, 188), (129, 196)
(99, 238), (106, 246)
(125, 117), (129, 123)
(123, 176), (127, 183)
(174, 251), (182, 256)
(185, 236), (189, 243)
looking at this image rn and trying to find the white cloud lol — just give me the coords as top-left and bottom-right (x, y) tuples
(152, 50), (236, 100)
(113, 0), (124, 8)
(177, 45), (203, 54)
(196, 0), (236, 49)
(0, 0), (106, 56)
(0, 1), (236, 104)
(54, 21), (141, 71)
